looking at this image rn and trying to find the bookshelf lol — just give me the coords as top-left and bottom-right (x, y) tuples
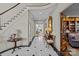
(63, 17), (76, 33)
(76, 17), (79, 32)
(61, 17), (79, 33)
(69, 21), (75, 33)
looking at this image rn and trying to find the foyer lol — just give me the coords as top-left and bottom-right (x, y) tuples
(0, 3), (76, 56)
(1, 36), (58, 56)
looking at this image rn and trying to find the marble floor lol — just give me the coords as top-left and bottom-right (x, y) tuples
(68, 46), (79, 56)
(1, 36), (58, 56)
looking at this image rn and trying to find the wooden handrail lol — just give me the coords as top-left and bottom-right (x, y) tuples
(0, 3), (20, 15)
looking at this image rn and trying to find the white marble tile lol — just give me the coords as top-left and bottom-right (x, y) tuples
(1, 36), (58, 56)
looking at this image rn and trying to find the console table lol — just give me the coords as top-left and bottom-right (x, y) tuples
(7, 38), (22, 54)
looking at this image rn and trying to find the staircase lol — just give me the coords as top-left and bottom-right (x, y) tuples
(0, 3), (28, 52)
(0, 3), (27, 32)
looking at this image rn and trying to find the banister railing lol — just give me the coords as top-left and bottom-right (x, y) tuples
(0, 3), (27, 30)
(0, 3), (20, 30)
(0, 3), (20, 15)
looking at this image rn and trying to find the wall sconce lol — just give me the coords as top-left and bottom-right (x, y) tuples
(48, 16), (52, 33)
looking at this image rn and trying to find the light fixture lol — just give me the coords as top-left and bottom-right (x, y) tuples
(48, 16), (52, 33)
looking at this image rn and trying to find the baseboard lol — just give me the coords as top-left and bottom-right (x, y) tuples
(52, 45), (64, 56)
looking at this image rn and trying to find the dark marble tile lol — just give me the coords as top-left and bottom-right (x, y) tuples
(27, 50), (29, 51)
(49, 54), (51, 56)
(32, 54), (35, 56)
(40, 50), (42, 51)
(16, 54), (19, 56)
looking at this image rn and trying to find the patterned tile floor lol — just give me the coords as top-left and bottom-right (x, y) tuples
(68, 46), (79, 56)
(1, 36), (58, 56)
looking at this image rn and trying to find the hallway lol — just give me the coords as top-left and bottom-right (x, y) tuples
(0, 3), (74, 56)
(1, 36), (58, 56)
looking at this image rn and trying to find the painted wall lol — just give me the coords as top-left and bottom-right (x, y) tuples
(0, 4), (26, 27)
(0, 3), (17, 14)
(52, 3), (72, 51)
(28, 12), (35, 42)
(0, 8), (29, 52)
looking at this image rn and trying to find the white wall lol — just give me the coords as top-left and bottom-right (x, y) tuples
(30, 20), (35, 40)
(52, 3), (72, 51)
(28, 12), (35, 42)
(1, 4), (26, 27)
(43, 19), (48, 34)
(0, 8), (29, 52)
(0, 3), (17, 14)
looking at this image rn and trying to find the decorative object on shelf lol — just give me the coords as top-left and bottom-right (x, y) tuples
(7, 33), (23, 54)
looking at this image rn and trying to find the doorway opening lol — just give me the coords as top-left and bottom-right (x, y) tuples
(35, 23), (44, 36)
(60, 4), (79, 56)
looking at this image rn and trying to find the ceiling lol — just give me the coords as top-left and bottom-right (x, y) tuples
(29, 3), (56, 20)
(63, 3), (79, 17)
(30, 7), (53, 20)
(25, 3), (50, 7)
